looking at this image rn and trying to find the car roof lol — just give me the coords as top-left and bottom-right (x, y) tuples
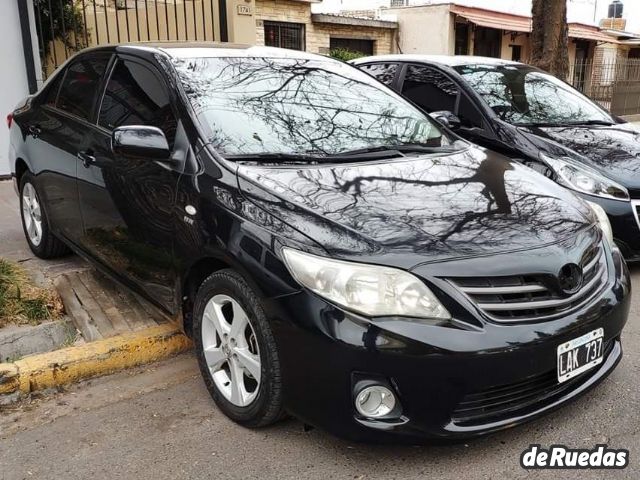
(352, 54), (524, 68)
(75, 42), (323, 61)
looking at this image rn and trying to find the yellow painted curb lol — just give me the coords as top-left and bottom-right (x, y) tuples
(0, 324), (192, 398)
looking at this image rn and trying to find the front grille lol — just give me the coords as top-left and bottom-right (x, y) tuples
(447, 242), (608, 323)
(452, 340), (614, 426)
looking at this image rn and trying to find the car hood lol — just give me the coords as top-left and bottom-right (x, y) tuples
(519, 123), (640, 191)
(237, 147), (593, 269)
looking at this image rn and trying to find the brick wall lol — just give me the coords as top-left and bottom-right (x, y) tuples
(255, 0), (314, 48)
(255, 0), (396, 54)
(310, 24), (395, 55)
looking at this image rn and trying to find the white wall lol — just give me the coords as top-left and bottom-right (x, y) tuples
(0, 1), (33, 176)
(388, 4), (454, 54)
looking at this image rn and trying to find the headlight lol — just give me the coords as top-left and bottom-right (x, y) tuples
(541, 154), (629, 201)
(281, 248), (450, 319)
(586, 201), (614, 245)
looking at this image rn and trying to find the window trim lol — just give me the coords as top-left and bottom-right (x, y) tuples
(53, 52), (114, 124)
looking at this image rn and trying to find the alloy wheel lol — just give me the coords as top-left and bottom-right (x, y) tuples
(201, 294), (261, 407)
(22, 182), (43, 246)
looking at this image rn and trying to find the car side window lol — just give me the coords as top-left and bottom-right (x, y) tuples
(98, 59), (177, 147)
(42, 73), (63, 107)
(57, 55), (110, 120)
(360, 63), (398, 87)
(401, 65), (459, 113)
(457, 94), (485, 128)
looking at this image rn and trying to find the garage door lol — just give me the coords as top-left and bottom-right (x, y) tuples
(329, 38), (374, 56)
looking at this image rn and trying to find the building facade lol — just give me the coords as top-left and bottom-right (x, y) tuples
(254, 0), (397, 55)
(40, 0), (397, 78)
(384, 3), (616, 65)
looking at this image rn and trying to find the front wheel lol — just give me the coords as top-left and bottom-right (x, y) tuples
(193, 269), (284, 427)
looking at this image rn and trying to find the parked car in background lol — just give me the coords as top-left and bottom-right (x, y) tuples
(8, 44), (630, 443)
(353, 55), (640, 261)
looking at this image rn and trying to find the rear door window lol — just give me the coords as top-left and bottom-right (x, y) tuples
(57, 54), (111, 121)
(359, 63), (399, 87)
(98, 59), (177, 147)
(42, 73), (63, 107)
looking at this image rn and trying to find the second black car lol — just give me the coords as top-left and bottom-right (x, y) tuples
(354, 55), (640, 260)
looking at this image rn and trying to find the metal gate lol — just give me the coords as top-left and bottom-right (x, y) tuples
(569, 58), (640, 116)
(33, 0), (224, 79)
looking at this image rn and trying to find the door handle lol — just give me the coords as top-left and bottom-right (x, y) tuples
(28, 125), (41, 138)
(77, 151), (96, 168)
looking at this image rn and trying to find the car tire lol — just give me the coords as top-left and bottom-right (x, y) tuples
(193, 269), (284, 427)
(19, 172), (69, 259)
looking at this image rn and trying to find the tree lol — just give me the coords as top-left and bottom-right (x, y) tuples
(531, 0), (569, 78)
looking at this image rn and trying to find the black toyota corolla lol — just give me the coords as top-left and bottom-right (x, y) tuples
(8, 44), (630, 443)
(353, 55), (640, 261)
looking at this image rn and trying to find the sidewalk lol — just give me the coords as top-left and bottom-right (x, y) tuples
(0, 180), (191, 402)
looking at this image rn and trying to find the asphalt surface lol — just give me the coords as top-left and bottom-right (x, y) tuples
(1, 175), (640, 479)
(0, 266), (638, 480)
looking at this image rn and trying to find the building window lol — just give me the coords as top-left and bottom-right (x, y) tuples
(511, 45), (522, 62)
(264, 21), (305, 51)
(330, 38), (374, 56)
(473, 27), (501, 58)
(455, 23), (469, 55)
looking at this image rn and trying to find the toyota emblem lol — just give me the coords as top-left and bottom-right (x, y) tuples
(558, 263), (584, 296)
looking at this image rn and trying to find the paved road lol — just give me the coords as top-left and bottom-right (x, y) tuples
(1, 176), (639, 479)
(1, 266), (639, 480)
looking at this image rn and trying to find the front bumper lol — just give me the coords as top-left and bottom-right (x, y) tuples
(269, 246), (630, 443)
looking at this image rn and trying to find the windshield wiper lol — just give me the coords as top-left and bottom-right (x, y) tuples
(517, 119), (615, 127)
(226, 150), (404, 164)
(331, 143), (463, 157)
(571, 120), (616, 126)
(226, 142), (465, 164)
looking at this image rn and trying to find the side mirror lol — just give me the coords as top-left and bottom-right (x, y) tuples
(111, 126), (170, 160)
(429, 111), (461, 130)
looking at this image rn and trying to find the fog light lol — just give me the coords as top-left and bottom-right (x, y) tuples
(355, 385), (396, 418)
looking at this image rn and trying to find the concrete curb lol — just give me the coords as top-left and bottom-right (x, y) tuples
(0, 319), (76, 363)
(0, 324), (192, 400)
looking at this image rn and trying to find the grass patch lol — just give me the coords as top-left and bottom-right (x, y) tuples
(329, 48), (365, 62)
(0, 258), (64, 328)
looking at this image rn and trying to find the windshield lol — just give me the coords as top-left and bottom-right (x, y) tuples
(454, 64), (614, 126)
(172, 56), (454, 158)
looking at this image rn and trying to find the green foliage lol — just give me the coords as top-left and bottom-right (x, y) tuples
(34, 0), (88, 58)
(0, 258), (63, 327)
(329, 48), (366, 62)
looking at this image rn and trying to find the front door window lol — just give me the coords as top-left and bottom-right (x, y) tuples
(401, 65), (459, 113)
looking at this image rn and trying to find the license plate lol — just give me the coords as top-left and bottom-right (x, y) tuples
(557, 328), (604, 383)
